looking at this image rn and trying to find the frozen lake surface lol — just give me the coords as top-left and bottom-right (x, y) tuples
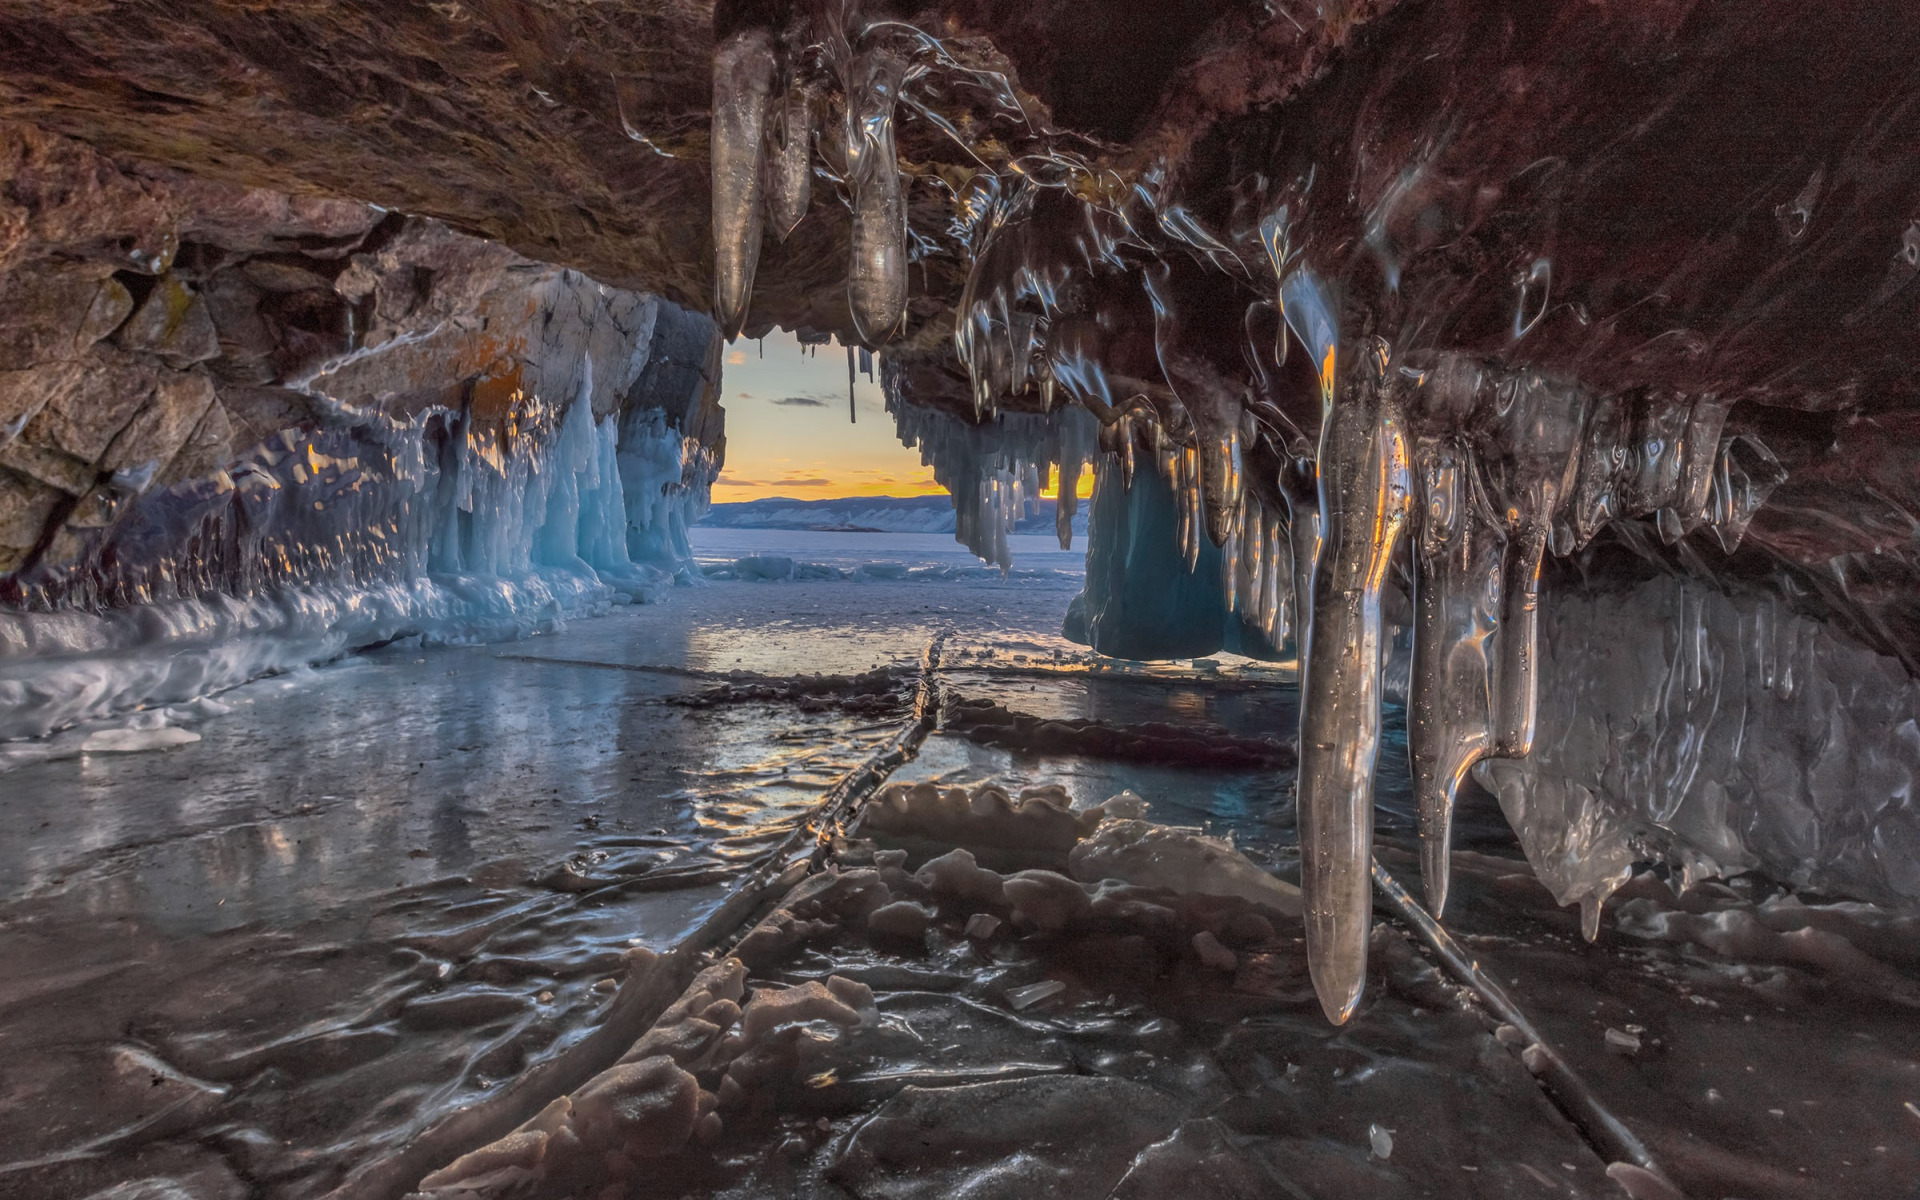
(0, 530), (1915, 1198)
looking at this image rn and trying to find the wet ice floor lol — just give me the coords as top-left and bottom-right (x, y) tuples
(2, 531), (1918, 1198)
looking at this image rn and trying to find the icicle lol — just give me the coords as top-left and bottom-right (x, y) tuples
(1407, 434), (1505, 917)
(847, 344), (858, 423)
(845, 48), (909, 344)
(1243, 499), (1266, 628)
(1279, 453), (1320, 658)
(764, 76), (816, 241)
(1296, 337), (1412, 1024)
(1056, 456), (1081, 549)
(1179, 445), (1202, 572)
(1492, 526), (1547, 757)
(1197, 426), (1244, 547)
(710, 29), (777, 338)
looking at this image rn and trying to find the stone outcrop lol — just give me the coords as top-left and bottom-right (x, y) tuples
(0, 120), (724, 598)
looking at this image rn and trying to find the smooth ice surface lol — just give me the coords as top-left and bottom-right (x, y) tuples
(0, 540), (1085, 1197)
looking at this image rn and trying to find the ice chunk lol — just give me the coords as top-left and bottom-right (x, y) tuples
(1191, 930), (1238, 971)
(1296, 338), (1413, 1023)
(1004, 979), (1066, 1010)
(710, 29), (776, 337)
(867, 900), (933, 940)
(860, 780), (1100, 852)
(1067, 819), (1302, 917)
(915, 848), (1007, 906)
(1001, 870), (1093, 932)
(1368, 1123), (1393, 1159)
(964, 912), (1002, 939)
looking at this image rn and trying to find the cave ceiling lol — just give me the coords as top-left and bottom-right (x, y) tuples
(4, 0), (1919, 661)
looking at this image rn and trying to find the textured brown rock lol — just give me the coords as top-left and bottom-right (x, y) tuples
(113, 274), (221, 369)
(0, 118), (722, 589)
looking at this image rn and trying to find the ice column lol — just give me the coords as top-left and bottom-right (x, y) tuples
(1296, 338), (1413, 1024)
(711, 30), (777, 338)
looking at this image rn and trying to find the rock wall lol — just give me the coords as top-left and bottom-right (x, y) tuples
(0, 120), (725, 737)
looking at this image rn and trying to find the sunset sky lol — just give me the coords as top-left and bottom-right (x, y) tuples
(709, 329), (944, 503)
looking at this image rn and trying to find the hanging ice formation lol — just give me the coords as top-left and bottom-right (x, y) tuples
(699, 5), (1842, 1024)
(885, 364), (1096, 572)
(710, 29), (777, 339)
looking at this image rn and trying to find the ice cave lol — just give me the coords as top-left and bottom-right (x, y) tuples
(0, 2), (1917, 1197)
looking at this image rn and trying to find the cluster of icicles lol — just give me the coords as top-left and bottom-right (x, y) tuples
(711, 18), (910, 343)
(706, 19), (1787, 1024)
(886, 390), (1099, 570)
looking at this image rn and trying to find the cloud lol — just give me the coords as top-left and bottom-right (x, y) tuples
(726, 350), (748, 365)
(770, 395), (830, 407)
(776, 477), (833, 487)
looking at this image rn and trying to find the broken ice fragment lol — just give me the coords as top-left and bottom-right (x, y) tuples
(1604, 1027), (1642, 1055)
(964, 912), (1002, 940)
(1005, 979), (1066, 1010)
(711, 30), (777, 338)
(1368, 1123), (1393, 1159)
(1296, 337), (1413, 1023)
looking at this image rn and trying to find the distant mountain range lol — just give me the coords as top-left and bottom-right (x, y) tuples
(699, 494), (1089, 536)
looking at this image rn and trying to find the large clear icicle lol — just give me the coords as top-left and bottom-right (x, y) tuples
(1407, 433), (1505, 917)
(1296, 338), (1413, 1024)
(844, 48), (909, 344)
(764, 76), (816, 240)
(711, 30), (777, 338)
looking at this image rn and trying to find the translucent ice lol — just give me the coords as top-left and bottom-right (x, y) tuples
(764, 75), (816, 241)
(1406, 432), (1503, 916)
(844, 48), (909, 344)
(710, 29), (777, 338)
(1295, 339), (1413, 1023)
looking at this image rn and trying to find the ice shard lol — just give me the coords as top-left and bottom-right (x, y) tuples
(1296, 338), (1413, 1023)
(844, 48), (909, 344)
(710, 29), (777, 338)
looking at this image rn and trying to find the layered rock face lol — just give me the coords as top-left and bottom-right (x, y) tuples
(3, 1), (1920, 1020)
(0, 120), (724, 736)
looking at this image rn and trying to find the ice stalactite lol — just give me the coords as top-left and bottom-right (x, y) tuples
(885, 364), (1096, 571)
(710, 29), (777, 338)
(764, 75), (816, 241)
(843, 47), (909, 345)
(1295, 338), (1413, 1023)
(1406, 431), (1503, 918)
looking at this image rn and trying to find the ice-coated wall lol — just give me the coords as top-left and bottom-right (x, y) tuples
(0, 269), (724, 740)
(1066, 455), (1285, 662)
(1479, 571), (1920, 927)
